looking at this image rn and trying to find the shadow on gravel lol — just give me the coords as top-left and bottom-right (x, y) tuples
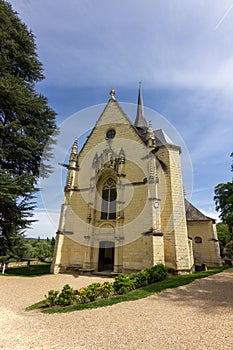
(3, 263), (51, 277)
(149, 268), (233, 313)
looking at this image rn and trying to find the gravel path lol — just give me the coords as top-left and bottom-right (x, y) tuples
(0, 269), (232, 350)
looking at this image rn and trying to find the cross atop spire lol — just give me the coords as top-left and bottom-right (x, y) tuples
(134, 82), (148, 129)
(109, 88), (116, 101)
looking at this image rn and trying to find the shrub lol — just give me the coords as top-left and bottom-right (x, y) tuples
(44, 289), (59, 307)
(142, 267), (155, 284)
(150, 263), (168, 282)
(85, 282), (101, 302)
(113, 273), (133, 294)
(43, 264), (168, 308)
(98, 282), (114, 298)
(75, 287), (89, 304)
(129, 264), (168, 288)
(128, 273), (137, 289)
(130, 270), (150, 288)
(57, 284), (75, 306)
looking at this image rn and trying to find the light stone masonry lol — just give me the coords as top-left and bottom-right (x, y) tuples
(51, 89), (221, 275)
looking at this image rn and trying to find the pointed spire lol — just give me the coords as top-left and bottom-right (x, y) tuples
(147, 121), (154, 139)
(146, 121), (156, 148)
(69, 137), (78, 167)
(134, 82), (148, 128)
(72, 137), (78, 153)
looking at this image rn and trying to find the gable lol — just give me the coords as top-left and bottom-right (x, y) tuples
(96, 99), (132, 126)
(78, 99), (147, 160)
(72, 97), (153, 195)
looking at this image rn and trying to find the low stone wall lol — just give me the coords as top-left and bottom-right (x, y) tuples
(6, 260), (40, 268)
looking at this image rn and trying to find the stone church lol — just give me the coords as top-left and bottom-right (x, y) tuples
(51, 87), (221, 274)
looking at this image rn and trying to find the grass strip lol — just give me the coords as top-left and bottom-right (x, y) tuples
(27, 265), (230, 314)
(2, 262), (51, 277)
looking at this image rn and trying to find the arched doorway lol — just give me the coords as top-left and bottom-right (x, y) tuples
(98, 241), (115, 272)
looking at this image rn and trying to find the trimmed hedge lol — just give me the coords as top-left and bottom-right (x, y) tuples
(44, 264), (168, 307)
(113, 274), (133, 294)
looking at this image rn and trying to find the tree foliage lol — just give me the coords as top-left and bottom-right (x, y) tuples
(216, 223), (231, 256)
(214, 153), (233, 235)
(0, 1), (57, 261)
(23, 237), (55, 259)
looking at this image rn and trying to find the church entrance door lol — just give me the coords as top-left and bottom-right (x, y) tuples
(98, 241), (115, 272)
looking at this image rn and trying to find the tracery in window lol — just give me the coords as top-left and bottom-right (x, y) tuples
(101, 178), (116, 220)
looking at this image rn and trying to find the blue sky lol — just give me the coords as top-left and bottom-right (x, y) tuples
(8, 0), (233, 238)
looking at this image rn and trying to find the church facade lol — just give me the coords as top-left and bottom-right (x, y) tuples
(51, 88), (221, 274)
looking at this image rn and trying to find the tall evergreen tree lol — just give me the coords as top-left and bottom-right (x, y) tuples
(0, 1), (57, 261)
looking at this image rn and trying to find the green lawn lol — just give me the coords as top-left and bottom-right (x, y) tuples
(27, 265), (230, 314)
(2, 262), (51, 277)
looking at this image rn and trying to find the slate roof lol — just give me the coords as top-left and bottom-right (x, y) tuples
(154, 128), (175, 147)
(134, 86), (176, 147)
(185, 199), (215, 222)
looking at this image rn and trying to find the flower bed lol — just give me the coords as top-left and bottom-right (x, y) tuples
(43, 264), (168, 308)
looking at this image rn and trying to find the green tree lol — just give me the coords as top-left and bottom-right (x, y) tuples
(22, 242), (37, 259)
(51, 236), (56, 248)
(22, 238), (55, 259)
(214, 153), (233, 236)
(0, 1), (56, 263)
(216, 223), (231, 256)
(34, 241), (53, 260)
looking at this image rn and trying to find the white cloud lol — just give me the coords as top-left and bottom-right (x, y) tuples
(25, 210), (59, 239)
(9, 0), (233, 91)
(6, 0), (232, 234)
(201, 209), (221, 222)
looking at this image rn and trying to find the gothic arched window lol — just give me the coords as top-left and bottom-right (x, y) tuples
(101, 178), (116, 220)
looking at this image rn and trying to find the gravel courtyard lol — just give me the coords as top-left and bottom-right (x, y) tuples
(0, 268), (232, 350)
